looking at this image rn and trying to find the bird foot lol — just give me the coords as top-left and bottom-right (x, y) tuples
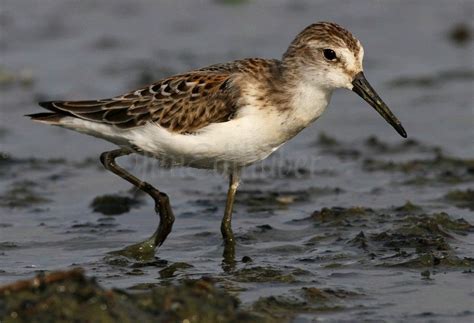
(109, 237), (157, 261)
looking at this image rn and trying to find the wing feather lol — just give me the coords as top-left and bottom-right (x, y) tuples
(35, 58), (284, 132)
(39, 71), (239, 133)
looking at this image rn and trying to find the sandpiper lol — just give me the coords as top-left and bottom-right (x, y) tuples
(28, 22), (406, 260)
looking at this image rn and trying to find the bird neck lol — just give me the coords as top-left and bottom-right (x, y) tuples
(239, 59), (333, 139)
(276, 63), (333, 129)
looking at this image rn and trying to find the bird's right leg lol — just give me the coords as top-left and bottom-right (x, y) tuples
(221, 169), (241, 271)
(100, 148), (175, 260)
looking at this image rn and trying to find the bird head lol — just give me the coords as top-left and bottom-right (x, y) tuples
(283, 22), (407, 138)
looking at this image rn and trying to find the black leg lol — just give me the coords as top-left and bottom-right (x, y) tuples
(100, 148), (175, 259)
(221, 169), (241, 270)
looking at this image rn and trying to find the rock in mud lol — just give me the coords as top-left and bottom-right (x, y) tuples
(90, 193), (143, 215)
(447, 23), (472, 46)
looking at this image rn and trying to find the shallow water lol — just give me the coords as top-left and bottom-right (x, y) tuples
(1, 0), (473, 321)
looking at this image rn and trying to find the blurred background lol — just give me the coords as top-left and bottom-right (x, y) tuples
(1, 0), (473, 321)
(1, 0), (473, 159)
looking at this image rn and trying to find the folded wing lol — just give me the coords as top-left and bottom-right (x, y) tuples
(35, 71), (238, 134)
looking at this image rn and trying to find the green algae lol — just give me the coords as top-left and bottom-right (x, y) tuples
(310, 206), (374, 225)
(388, 69), (474, 88)
(312, 134), (474, 187)
(372, 230), (451, 251)
(236, 187), (342, 213)
(363, 153), (474, 185)
(364, 136), (437, 154)
(251, 296), (313, 321)
(404, 212), (473, 235)
(0, 269), (151, 323)
(238, 189), (311, 210)
(308, 203), (473, 269)
(251, 287), (360, 321)
(394, 201), (423, 213)
(314, 132), (361, 159)
(315, 133), (443, 162)
(133, 279), (264, 323)
(0, 152), (98, 180)
(444, 189), (474, 210)
(232, 266), (299, 283)
(0, 242), (18, 250)
(304, 234), (334, 245)
(159, 262), (194, 279)
(390, 252), (473, 268)
(0, 66), (35, 88)
(323, 263), (345, 269)
(371, 212), (473, 268)
(109, 237), (162, 262)
(302, 287), (361, 301)
(0, 181), (50, 208)
(252, 161), (315, 179)
(0, 269), (265, 323)
(348, 231), (369, 249)
(316, 132), (340, 147)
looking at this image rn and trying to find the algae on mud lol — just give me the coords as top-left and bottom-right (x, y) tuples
(363, 153), (474, 186)
(0, 181), (50, 208)
(0, 269), (368, 323)
(444, 189), (474, 210)
(306, 204), (474, 269)
(252, 287), (362, 321)
(0, 269), (268, 323)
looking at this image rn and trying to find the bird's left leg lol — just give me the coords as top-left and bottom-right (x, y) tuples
(100, 148), (175, 260)
(221, 168), (241, 268)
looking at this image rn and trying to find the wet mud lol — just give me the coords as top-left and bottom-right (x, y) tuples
(1, 1), (473, 322)
(3, 132), (472, 321)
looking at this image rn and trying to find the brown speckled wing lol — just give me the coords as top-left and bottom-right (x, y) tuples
(39, 71), (239, 133)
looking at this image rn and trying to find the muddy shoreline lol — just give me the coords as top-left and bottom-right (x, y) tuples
(1, 0), (473, 321)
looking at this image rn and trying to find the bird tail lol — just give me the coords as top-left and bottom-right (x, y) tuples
(26, 101), (71, 125)
(25, 112), (66, 125)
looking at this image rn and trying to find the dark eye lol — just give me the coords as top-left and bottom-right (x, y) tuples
(323, 49), (337, 61)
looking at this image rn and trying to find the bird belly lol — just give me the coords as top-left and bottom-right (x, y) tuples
(123, 108), (292, 171)
(52, 106), (312, 172)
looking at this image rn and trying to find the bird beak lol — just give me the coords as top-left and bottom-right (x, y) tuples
(352, 72), (407, 138)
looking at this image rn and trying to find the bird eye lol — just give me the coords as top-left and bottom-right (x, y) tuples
(323, 49), (337, 61)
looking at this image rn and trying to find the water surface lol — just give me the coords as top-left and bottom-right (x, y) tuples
(1, 0), (473, 321)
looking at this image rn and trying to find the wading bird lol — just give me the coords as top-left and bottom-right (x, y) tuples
(28, 22), (406, 261)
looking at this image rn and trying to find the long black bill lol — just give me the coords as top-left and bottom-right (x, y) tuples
(352, 72), (407, 138)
